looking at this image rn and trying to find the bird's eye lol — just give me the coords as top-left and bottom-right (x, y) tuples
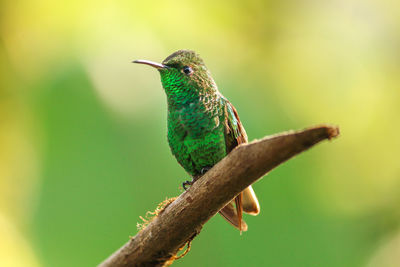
(182, 66), (193, 75)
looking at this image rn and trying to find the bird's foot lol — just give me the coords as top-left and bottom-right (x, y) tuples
(182, 167), (213, 190)
(182, 180), (194, 191)
(200, 166), (212, 175)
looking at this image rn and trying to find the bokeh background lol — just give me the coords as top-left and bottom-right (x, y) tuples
(1, 0), (400, 266)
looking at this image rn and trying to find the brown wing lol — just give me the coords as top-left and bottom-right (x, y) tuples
(218, 100), (260, 232)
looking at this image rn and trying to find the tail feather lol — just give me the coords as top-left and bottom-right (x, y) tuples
(219, 199), (248, 231)
(242, 186), (260, 215)
(218, 186), (260, 232)
(234, 192), (243, 231)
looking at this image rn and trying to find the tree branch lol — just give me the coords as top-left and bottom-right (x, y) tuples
(98, 125), (339, 267)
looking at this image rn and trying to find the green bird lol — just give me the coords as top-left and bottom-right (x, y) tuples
(134, 50), (260, 231)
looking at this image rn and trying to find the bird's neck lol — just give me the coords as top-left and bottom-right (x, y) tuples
(166, 89), (221, 112)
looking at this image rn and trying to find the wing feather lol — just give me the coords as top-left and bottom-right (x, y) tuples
(218, 99), (260, 231)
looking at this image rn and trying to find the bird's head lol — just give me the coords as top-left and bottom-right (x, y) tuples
(134, 50), (218, 100)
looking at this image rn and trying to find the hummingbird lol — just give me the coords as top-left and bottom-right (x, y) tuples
(134, 50), (260, 231)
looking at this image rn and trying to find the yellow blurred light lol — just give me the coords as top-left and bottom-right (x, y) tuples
(0, 213), (40, 267)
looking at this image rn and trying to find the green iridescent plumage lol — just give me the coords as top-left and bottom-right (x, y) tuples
(160, 51), (233, 177)
(134, 50), (260, 231)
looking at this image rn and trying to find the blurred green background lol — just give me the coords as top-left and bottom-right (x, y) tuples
(1, 0), (400, 266)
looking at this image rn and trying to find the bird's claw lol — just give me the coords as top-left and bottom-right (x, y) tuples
(182, 166), (212, 190)
(200, 166), (212, 175)
(182, 180), (194, 190)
